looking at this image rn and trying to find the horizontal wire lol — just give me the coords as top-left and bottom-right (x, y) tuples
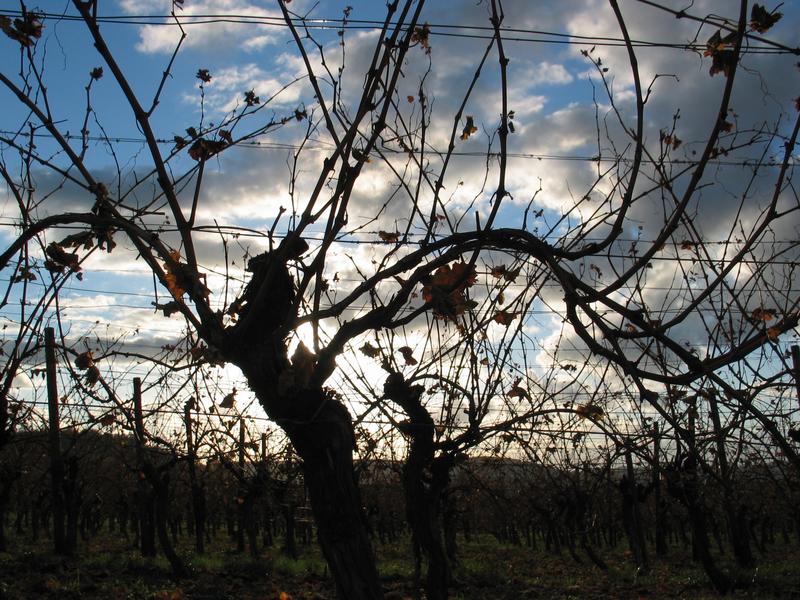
(0, 9), (792, 53)
(0, 223), (796, 248)
(1, 220), (798, 260)
(1, 130), (792, 168)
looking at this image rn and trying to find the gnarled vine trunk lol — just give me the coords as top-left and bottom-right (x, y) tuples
(220, 251), (385, 599)
(384, 372), (452, 600)
(293, 403), (383, 599)
(238, 354), (383, 600)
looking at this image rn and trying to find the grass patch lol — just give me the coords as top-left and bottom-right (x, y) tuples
(1, 530), (798, 599)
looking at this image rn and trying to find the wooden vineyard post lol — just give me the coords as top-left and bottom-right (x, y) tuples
(236, 416), (246, 553)
(283, 449), (298, 559)
(261, 432), (274, 547)
(44, 327), (66, 554)
(133, 379), (186, 575)
(685, 395), (730, 591)
(185, 399), (205, 554)
(133, 378), (156, 557)
(708, 391), (752, 566)
(792, 345), (800, 409)
(624, 447), (649, 573)
(652, 424), (667, 556)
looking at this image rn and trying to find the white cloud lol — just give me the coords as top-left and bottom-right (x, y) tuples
(185, 62), (304, 112)
(524, 62), (574, 87)
(117, 0), (287, 54)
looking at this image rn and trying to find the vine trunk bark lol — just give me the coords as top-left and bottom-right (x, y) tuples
(240, 361), (384, 600)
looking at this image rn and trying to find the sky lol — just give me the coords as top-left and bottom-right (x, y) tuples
(1, 0), (798, 458)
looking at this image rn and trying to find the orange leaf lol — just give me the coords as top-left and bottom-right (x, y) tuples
(291, 341), (316, 382)
(460, 116), (478, 140)
(219, 388), (237, 409)
(75, 350), (94, 370)
(507, 386), (528, 400)
(490, 264), (507, 279)
(507, 378), (529, 400)
(219, 129), (234, 145)
(576, 403), (604, 420)
(360, 342), (380, 358)
(410, 23), (431, 54)
(188, 138), (226, 160)
(163, 249), (186, 300)
(397, 346), (417, 366)
(750, 4), (782, 33)
(490, 264), (519, 282)
(85, 365), (100, 387)
(493, 310), (517, 326)
(1, 12), (44, 47)
(421, 261), (478, 320)
(432, 261), (477, 289)
(752, 307), (776, 322)
(378, 230), (400, 243)
(46, 242), (81, 272)
(766, 327), (780, 341)
(663, 134), (681, 149)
